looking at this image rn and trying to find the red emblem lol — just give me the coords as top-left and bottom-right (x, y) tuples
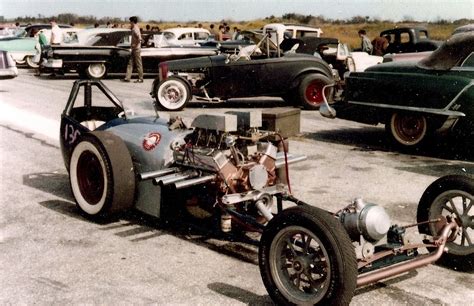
(142, 132), (162, 151)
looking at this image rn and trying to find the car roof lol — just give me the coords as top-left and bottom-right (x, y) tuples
(452, 24), (474, 35)
(417, 33), (474, 70)
(163, 27), (210, 35)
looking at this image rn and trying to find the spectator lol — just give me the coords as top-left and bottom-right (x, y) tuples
(372, 35), (389, 56)
(218, 25), (224, 41)
(232, 27), (242, 40)
(209, 24), (219, 39)
(94, 23), (100, 28)
(222, 25), (231, 40)
(146, 24), (151, 31)
(358, 29), (373, 54)
(106, 21), (113, 28)
(198, 23), (203, 28)
(122, 16), (143, 83)
(34, 29), (49, 76)
(50, 19), (62, 45)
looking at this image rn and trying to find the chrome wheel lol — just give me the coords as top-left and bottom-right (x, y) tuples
(86, 63), (107, 79)
(156, 77), (191, 111)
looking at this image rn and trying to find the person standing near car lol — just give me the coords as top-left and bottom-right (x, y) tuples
(358, 29), (373, 54)
(372, 35), (389, 56)
(122, 16), (143, 83)
(50, 19), (62, 45)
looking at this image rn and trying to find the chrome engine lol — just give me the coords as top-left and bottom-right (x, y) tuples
(146, 111), (306, 231)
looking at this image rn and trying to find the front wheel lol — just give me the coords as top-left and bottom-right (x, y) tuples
(26, 55), (39, 68)
(69, 131), (135, 218)
(154, 77), (191, 111)
(259, 206), (357, 305)
(386, 112), (428, 147)
(417, 174), (473, 271)
(86, 63), (107, 79)
(296, 74), (333, 110)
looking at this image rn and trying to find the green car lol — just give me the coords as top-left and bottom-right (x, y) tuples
(326, 32), (473, 148)
(0, 29), (38, 67)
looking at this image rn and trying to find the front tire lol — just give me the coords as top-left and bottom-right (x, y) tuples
(296, 74), (333, 110)
(417, 174), (473, 271)
(154, 77), (191, 111)
(386, 112), (428, 147)
(259, 206), (357, 305)
(26, 55), (39, 68)
(86, 63), (107, 79)
(69, 131), (135, 217)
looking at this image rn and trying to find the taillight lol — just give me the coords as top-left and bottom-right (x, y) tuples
(159, 62), (168, 81)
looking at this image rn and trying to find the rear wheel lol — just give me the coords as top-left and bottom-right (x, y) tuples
(259, 205), (357, 305)
(86, 63), (107, 79)
(417, 174), (473, 271)
(69, 131), (135, 217)
(297, 74), (333, 110)
(386, 112), (428, 147)
(155, 77), (191, 111)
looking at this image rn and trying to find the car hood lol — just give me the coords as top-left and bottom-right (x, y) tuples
(165, 55), (215, 69)
(363, 61), (422, 73)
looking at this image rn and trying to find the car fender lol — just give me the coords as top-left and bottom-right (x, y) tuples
(289, 67), (334, 89)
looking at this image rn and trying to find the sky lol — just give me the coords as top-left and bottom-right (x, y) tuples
(1, 0), (473, 22)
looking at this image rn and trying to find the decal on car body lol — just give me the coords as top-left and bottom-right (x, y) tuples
(142, 132), (162, 151)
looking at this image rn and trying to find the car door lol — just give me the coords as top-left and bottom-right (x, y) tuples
(210, 57), (262, 98)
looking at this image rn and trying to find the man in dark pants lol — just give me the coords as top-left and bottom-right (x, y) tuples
(122, 16), (143, 83)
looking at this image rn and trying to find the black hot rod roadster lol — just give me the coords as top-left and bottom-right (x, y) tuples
(61, 80), (473, 305)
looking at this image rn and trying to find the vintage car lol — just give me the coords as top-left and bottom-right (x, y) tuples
(320, 33), (473, 148)
(151, 31), (337, 111)
(41, 31), (218, 79)
(0, 24), (72, 67)
(60, 79), (472, 305)
(162, 27), (211, 45)
(281, 36), (383, 77)
(381, 26), (441, 54)
(0, 50), (18, 79)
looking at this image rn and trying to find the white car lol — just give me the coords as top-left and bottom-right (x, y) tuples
(263, 23), (323, 46)
(162, 27), (210, 45)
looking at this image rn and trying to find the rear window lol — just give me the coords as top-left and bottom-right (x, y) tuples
(418, 31), (428, 40)
(400, 32), (410, 43)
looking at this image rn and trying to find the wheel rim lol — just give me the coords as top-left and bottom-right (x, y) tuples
(269, 225), (331, 304)
(88, 63), (106, 79)
(76, 150), (105, 205)
(429, 190), (473, 255)
(304, 80), (326, 106)
(70, 141), (108, 215)
(391, 113), (427, 146)
(157, 80), (188, 110)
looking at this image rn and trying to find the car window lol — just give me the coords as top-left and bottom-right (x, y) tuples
(400, 32), (410, 43)
(163, 32), (175, 40)
(63, 32), (78, 44)
(418, 30), (428, 40)
(194, 32), (209, 40)
(300, 30), (319, 38)
(461, 52), (474, 67)
(178, 33), (193, 40)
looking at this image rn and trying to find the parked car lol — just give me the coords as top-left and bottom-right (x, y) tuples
(0, 50), (18, 79)
(41, 31), (217, 79)
(380, 26), (441, 54)
(281, 36), (383, 77)
(0, 23), (73, 67)
(321, 33), (473, 148)
(162, 27), (211, 45)
(262, 23), (323, 46)
(151, 31), (336, 111)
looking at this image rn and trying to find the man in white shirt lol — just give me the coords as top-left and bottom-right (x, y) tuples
(50, 19), (63, 45)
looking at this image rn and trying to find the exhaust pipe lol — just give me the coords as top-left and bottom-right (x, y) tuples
(140, 167), (179, 180)
(357, 221), (458, 287)
(173, 175), (216, 189)
(153, 171), (197, 186)
(275, 154), (307, 168)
